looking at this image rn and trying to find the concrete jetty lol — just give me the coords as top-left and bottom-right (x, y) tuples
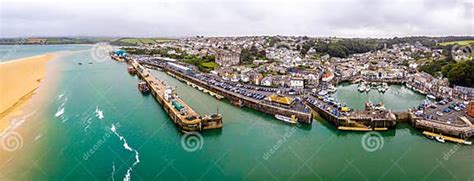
(130, 60), (223, 132)
(141, 61), (313, 124)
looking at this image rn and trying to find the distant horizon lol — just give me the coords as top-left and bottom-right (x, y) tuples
(1, 35), (474, 39)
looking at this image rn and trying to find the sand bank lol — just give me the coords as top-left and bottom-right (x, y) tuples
(0, 54), (56, 131)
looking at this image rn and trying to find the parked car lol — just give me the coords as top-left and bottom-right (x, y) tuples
(436, 111), (443, 116)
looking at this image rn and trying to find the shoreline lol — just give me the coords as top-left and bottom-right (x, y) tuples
(0, 54), (57, 134)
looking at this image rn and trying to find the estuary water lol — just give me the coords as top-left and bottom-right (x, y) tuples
(0, 46), (473, 180)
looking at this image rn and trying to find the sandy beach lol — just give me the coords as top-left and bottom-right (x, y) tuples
(0, 54), (56, 133)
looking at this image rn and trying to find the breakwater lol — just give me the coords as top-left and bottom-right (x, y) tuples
(131, 60), (223, 131)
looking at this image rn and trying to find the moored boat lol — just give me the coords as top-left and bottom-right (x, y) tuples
(427, 94), (436, 100)
(358, 82), (367, 92)
(435, 136), (445, 143)
(327, 85), (337, 93)
(275, 114), (298, 124)
(378, 83), (388, 93)
(318, 90), (328, 96)
(138, 81), (150, 94)
(128, 66), (137, 75)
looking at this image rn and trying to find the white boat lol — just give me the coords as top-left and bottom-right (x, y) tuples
(435, 136), (445, 143)
(378, 83), (388, 93)
(406, 84), (412, 89)
(275, 114), (298, 124)
(427, 94), (436, 100)
(327, 85), (337, 93)
(318, 90), (328, 96)
(365, 86), (371, 92)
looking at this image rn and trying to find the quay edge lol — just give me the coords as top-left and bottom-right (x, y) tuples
(142, 61), (314, 124)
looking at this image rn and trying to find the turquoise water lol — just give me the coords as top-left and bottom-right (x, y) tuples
(333, 82), (426, 111)
(0, 45), (91, 62)
(1, 47), (473, 180)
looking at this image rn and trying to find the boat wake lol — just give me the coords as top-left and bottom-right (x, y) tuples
(95, 106), (104, 120)
(55, 94), (68, 122)
(55, 108), (65, 117)
(110, 124), (140, 181)
(111, 162), (116, 181)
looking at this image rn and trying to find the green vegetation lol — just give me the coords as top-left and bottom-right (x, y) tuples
(419, 59), (451, 77)
(441, 60), (474, 87)
(417, 44), (474, 87)
(200, 61), (219, 70)
(303, 39), (378, 58)
(438, 40), (474, 46)
(240, 45), (267, 64)
(183, 55), (217, 73)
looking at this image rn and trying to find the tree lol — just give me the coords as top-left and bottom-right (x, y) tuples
(446, 60), (474, 87)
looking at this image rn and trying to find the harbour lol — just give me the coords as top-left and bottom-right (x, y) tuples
(133, 55), (472, 143)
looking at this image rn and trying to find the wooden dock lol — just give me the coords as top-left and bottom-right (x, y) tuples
(130, 60), (223, 132)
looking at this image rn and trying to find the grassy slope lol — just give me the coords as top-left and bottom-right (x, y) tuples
(438, 40), (474, 46)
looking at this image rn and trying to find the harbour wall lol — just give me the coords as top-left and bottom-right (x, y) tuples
(143, 62), (314, 124)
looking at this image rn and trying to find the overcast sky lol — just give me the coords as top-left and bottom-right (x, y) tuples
(0, 0), (472, 38)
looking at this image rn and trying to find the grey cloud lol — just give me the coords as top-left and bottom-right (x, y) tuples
(0, 0), (472, 38)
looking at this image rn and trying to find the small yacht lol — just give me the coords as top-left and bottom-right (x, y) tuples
(435, 136), (445, 143)
(358, 82), (367, 92)
(275, 114), (298, 124)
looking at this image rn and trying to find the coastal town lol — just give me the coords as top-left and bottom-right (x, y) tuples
(111, 36), (474, 144)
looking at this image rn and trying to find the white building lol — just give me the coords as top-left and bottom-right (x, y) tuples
(290, 77), (304, 88)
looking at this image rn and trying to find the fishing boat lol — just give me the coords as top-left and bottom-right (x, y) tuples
(406, 84), (412, 89)
(275, 114), (298, 124)
(138, 81), (150, 94)
(128, 66), (137, 75)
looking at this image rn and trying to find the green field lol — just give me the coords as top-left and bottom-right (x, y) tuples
(438, 40), (474, 46)
(200, 61), (219, 69)
(111, 38), (175, 45)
